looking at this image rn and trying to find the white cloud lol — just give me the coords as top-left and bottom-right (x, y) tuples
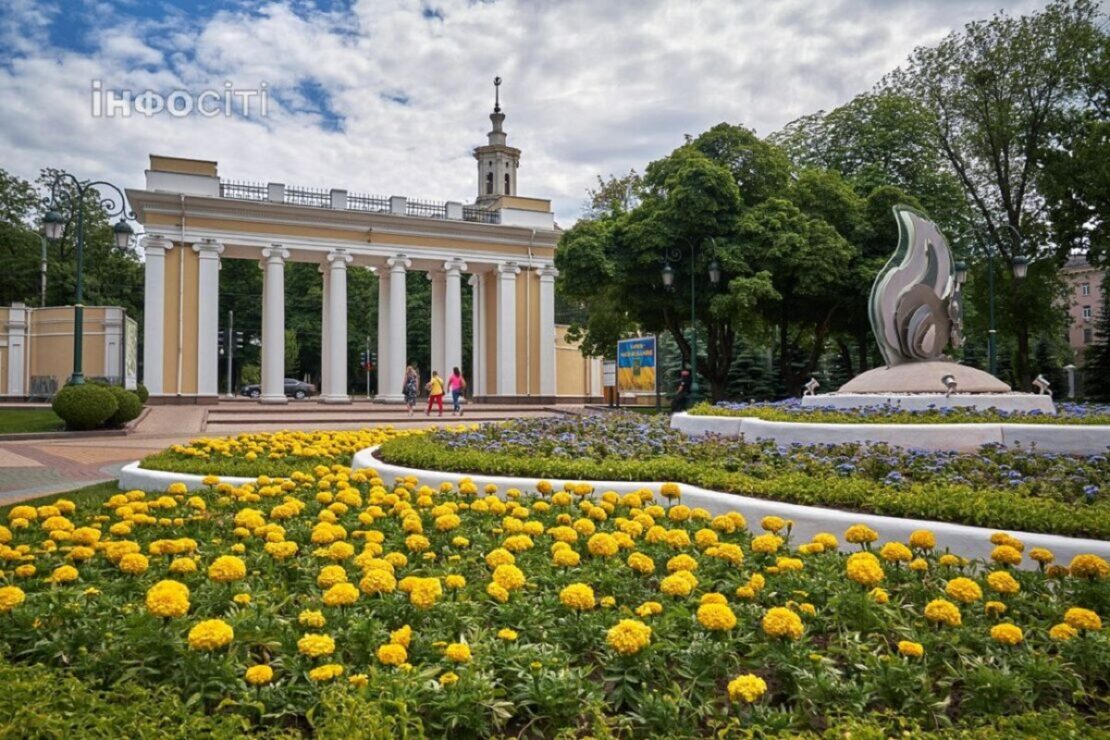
(0, 0), (1047, 225)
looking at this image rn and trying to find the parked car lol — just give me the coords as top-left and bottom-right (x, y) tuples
(239, 378), (317, 400)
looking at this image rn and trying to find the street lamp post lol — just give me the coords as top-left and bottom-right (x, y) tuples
(661, 240), (720, 400)
(42, 175), (135, 385)
(959, 221), (1028, 378)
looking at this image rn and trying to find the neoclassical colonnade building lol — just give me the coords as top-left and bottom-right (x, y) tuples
(127, 95), (602, 404)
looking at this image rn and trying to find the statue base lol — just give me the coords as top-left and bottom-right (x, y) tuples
(801, 361), (1055, 414)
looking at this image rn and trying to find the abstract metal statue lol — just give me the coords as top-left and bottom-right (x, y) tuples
(869, 206), (964, 367)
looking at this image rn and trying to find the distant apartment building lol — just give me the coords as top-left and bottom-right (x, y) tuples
(1061, 254), (1103, 363)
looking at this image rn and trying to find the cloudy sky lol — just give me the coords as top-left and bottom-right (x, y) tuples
(1, 0), (1044, 226)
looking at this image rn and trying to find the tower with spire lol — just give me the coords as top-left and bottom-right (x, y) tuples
(473, 76), (521, 207)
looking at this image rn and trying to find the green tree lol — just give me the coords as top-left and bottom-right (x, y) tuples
(1084, 272), (1110, 400)
(886, 0), (1104, 387)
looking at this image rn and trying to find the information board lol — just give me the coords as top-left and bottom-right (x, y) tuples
(616, 336), (656, 393)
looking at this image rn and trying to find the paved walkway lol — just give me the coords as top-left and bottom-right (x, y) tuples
(0, 402), (571, 504)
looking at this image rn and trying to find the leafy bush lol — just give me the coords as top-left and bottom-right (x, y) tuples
(106, 386), (143, 427)
(50, 383), (117, 431)
(135, 383), (150, 404)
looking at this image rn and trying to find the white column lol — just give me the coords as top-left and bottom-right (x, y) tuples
(381, 254), (410, 402)
(103, 307), (123, 381)
(444, 259), (467, 377)
(193, 239), (223, 397)
(538, 264), (558, 398)
(323, 249), (352, 403)
(469, 274), (483, 397)
(319, 265), (331, 398)
(376, 268), (390, 399)
(260, 245), (289, 404)
(496, 262), (520, 396)
(429, 270), (446, 376)
(141, 235), (172, 395)
(5, 304), (27, 397)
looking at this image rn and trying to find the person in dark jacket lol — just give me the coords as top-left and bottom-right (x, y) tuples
(670, 369), (692, 413)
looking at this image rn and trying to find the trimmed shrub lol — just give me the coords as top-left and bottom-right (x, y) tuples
(51, 383), (117, 431)
(135, 383), (150, 404)
(106, 386), (143, 427)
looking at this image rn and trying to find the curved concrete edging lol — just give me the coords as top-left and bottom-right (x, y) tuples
(117, 461), (255, 492)
(671, 412), (1110, 454)
(352, 446), (1110, 568)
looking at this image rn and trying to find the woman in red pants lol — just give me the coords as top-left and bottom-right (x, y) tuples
(425, 370), (445, 416)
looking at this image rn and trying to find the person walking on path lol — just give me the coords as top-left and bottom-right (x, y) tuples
(447, 367), (467, 416)
(425, 370), (445, 416)
(402, 365), (419, 417)
(670, 369), (692, 413)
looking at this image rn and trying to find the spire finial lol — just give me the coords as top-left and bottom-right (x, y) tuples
(493, 76), (501, 113)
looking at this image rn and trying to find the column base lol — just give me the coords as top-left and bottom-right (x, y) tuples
(320, 395), (352, 404)
(260, 395), (289, 405)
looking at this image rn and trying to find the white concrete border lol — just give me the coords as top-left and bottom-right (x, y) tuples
(671, 413), (1110, 454)
(353, 446), (1110, 568)
(117, 461), (255, 492)
(800, 392), (1055, 413)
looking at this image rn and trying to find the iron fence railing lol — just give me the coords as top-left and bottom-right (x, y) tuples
(219, 180), (267, 201)
(405, 199), (447, 219)
(284, 186), (330, 208)
(463, 206), (500, 224)
(347, 193), (391, 213)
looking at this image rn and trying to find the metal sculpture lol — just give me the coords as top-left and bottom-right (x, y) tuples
(868, 206), (963, 367)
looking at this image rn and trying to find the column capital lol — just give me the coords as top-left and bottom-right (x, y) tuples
(326, 249), (353, 267)
(443, 258), (469, 275)
(261, 245), (290, 263)
(140, 234), (173, 254)
(193, 239), (224, 258)
(539, 263), (559, 280)
(497, 261), (521, 276)
(387, 254), (411, 272)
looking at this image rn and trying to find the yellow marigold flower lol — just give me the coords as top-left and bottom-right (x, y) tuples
(586, 533), (619, 557)
(316, 565), (348, 588)
(727, 673), (767, 704)
(445, 574), (466, 590)
(167, 482), (188, 496)
(762, 607), (804, 640)
(845, 524), (878, 545)
(409, 578), (442, 609)
(492, 564), (525, 591)
(869, 587), (889, 604)
(897, 640), (924, 658)
(485, 548), (515, 568)
(309, 664), (344, 682)
(776, 557), (804, 572)
(560, 583), (596, 611)
(908, 530), (936, 550)
(187, 619), (234, 651)
(846, 552), (884, 588)
(390, 624), (412, 648)
(945, 577), (983, 604)
(323, 582), (359, 607)
(938, 553), (962, 567)
(208, 555), (246, 583)
(990, 623), (1024, 646)
(497, 628), (518, 641)
(660, 482), (680, 500)
(553, 548), (581, 567)
(924, 598), (962, 627)
(14, 564), (36, 577)
(298, 633), (336, 658)
(348, 673), (369, 688)
(145, 580), (190, 618)
(1064, 607), (1102, 631)
(606, 619), (652, 655)
(0, 586), (25, 612)
(697, 602), (737, 631)
(1068, 554), (1109, 580)
(445, 642), (471, 663)
(666, 554), (699, 573)
(984, 600), (1007, 617)
(990, 545), (1022, 567)
(49, 565), (78, 584)
(439, 671), (460, 686)
(990, 532), (1024, 551)
(1029, 547), (1054, 565)
(299, 610), (326, 628)
(245, 665), (273, 685)
(750, 534), (783, 554)
(118, 553), (149, 575)
(660, 571), (697, 598)
(627, 552), (655, 574)
(760, 515), (788, 533)
(879, 542), (912, 563)
(636, 601), (664, 617)
(359, 569), (397, 596)
(986, 571), (1020, 595)
(812, 532), (838, 550)
(376, 643), (407, 666)
(909, 558), (928, 573)
(264, 541), (298, 560)
(169, 556), (198, 574)
(1049, 623), (1078, 641)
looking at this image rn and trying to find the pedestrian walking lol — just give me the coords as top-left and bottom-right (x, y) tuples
(447, 366), (467, 415)
(425, 370), (445, 416)
(670, 369), (692, 413)
(402, 365), (419, 416)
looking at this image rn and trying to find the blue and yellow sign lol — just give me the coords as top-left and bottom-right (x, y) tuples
(617, 337), (656, 393)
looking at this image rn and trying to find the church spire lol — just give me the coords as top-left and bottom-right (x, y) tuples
(488, 76), (507, 146)
(474, 75), (521, 205)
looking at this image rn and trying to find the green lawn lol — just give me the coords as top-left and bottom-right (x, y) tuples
(0, 481), (119, 518)
(0, 408), (63, 434)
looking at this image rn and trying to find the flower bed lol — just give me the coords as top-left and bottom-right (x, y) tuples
(690, 399), (1110, 425)
(376, 415), (1110, 540)
(0, 460), (1107, 736)
(139, 428), (413, 478)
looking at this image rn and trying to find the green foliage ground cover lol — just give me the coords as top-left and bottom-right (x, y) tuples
(690, 401), (1110, 425)
(0, 408), (63, 435)
(376, 415), (1110, 540)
